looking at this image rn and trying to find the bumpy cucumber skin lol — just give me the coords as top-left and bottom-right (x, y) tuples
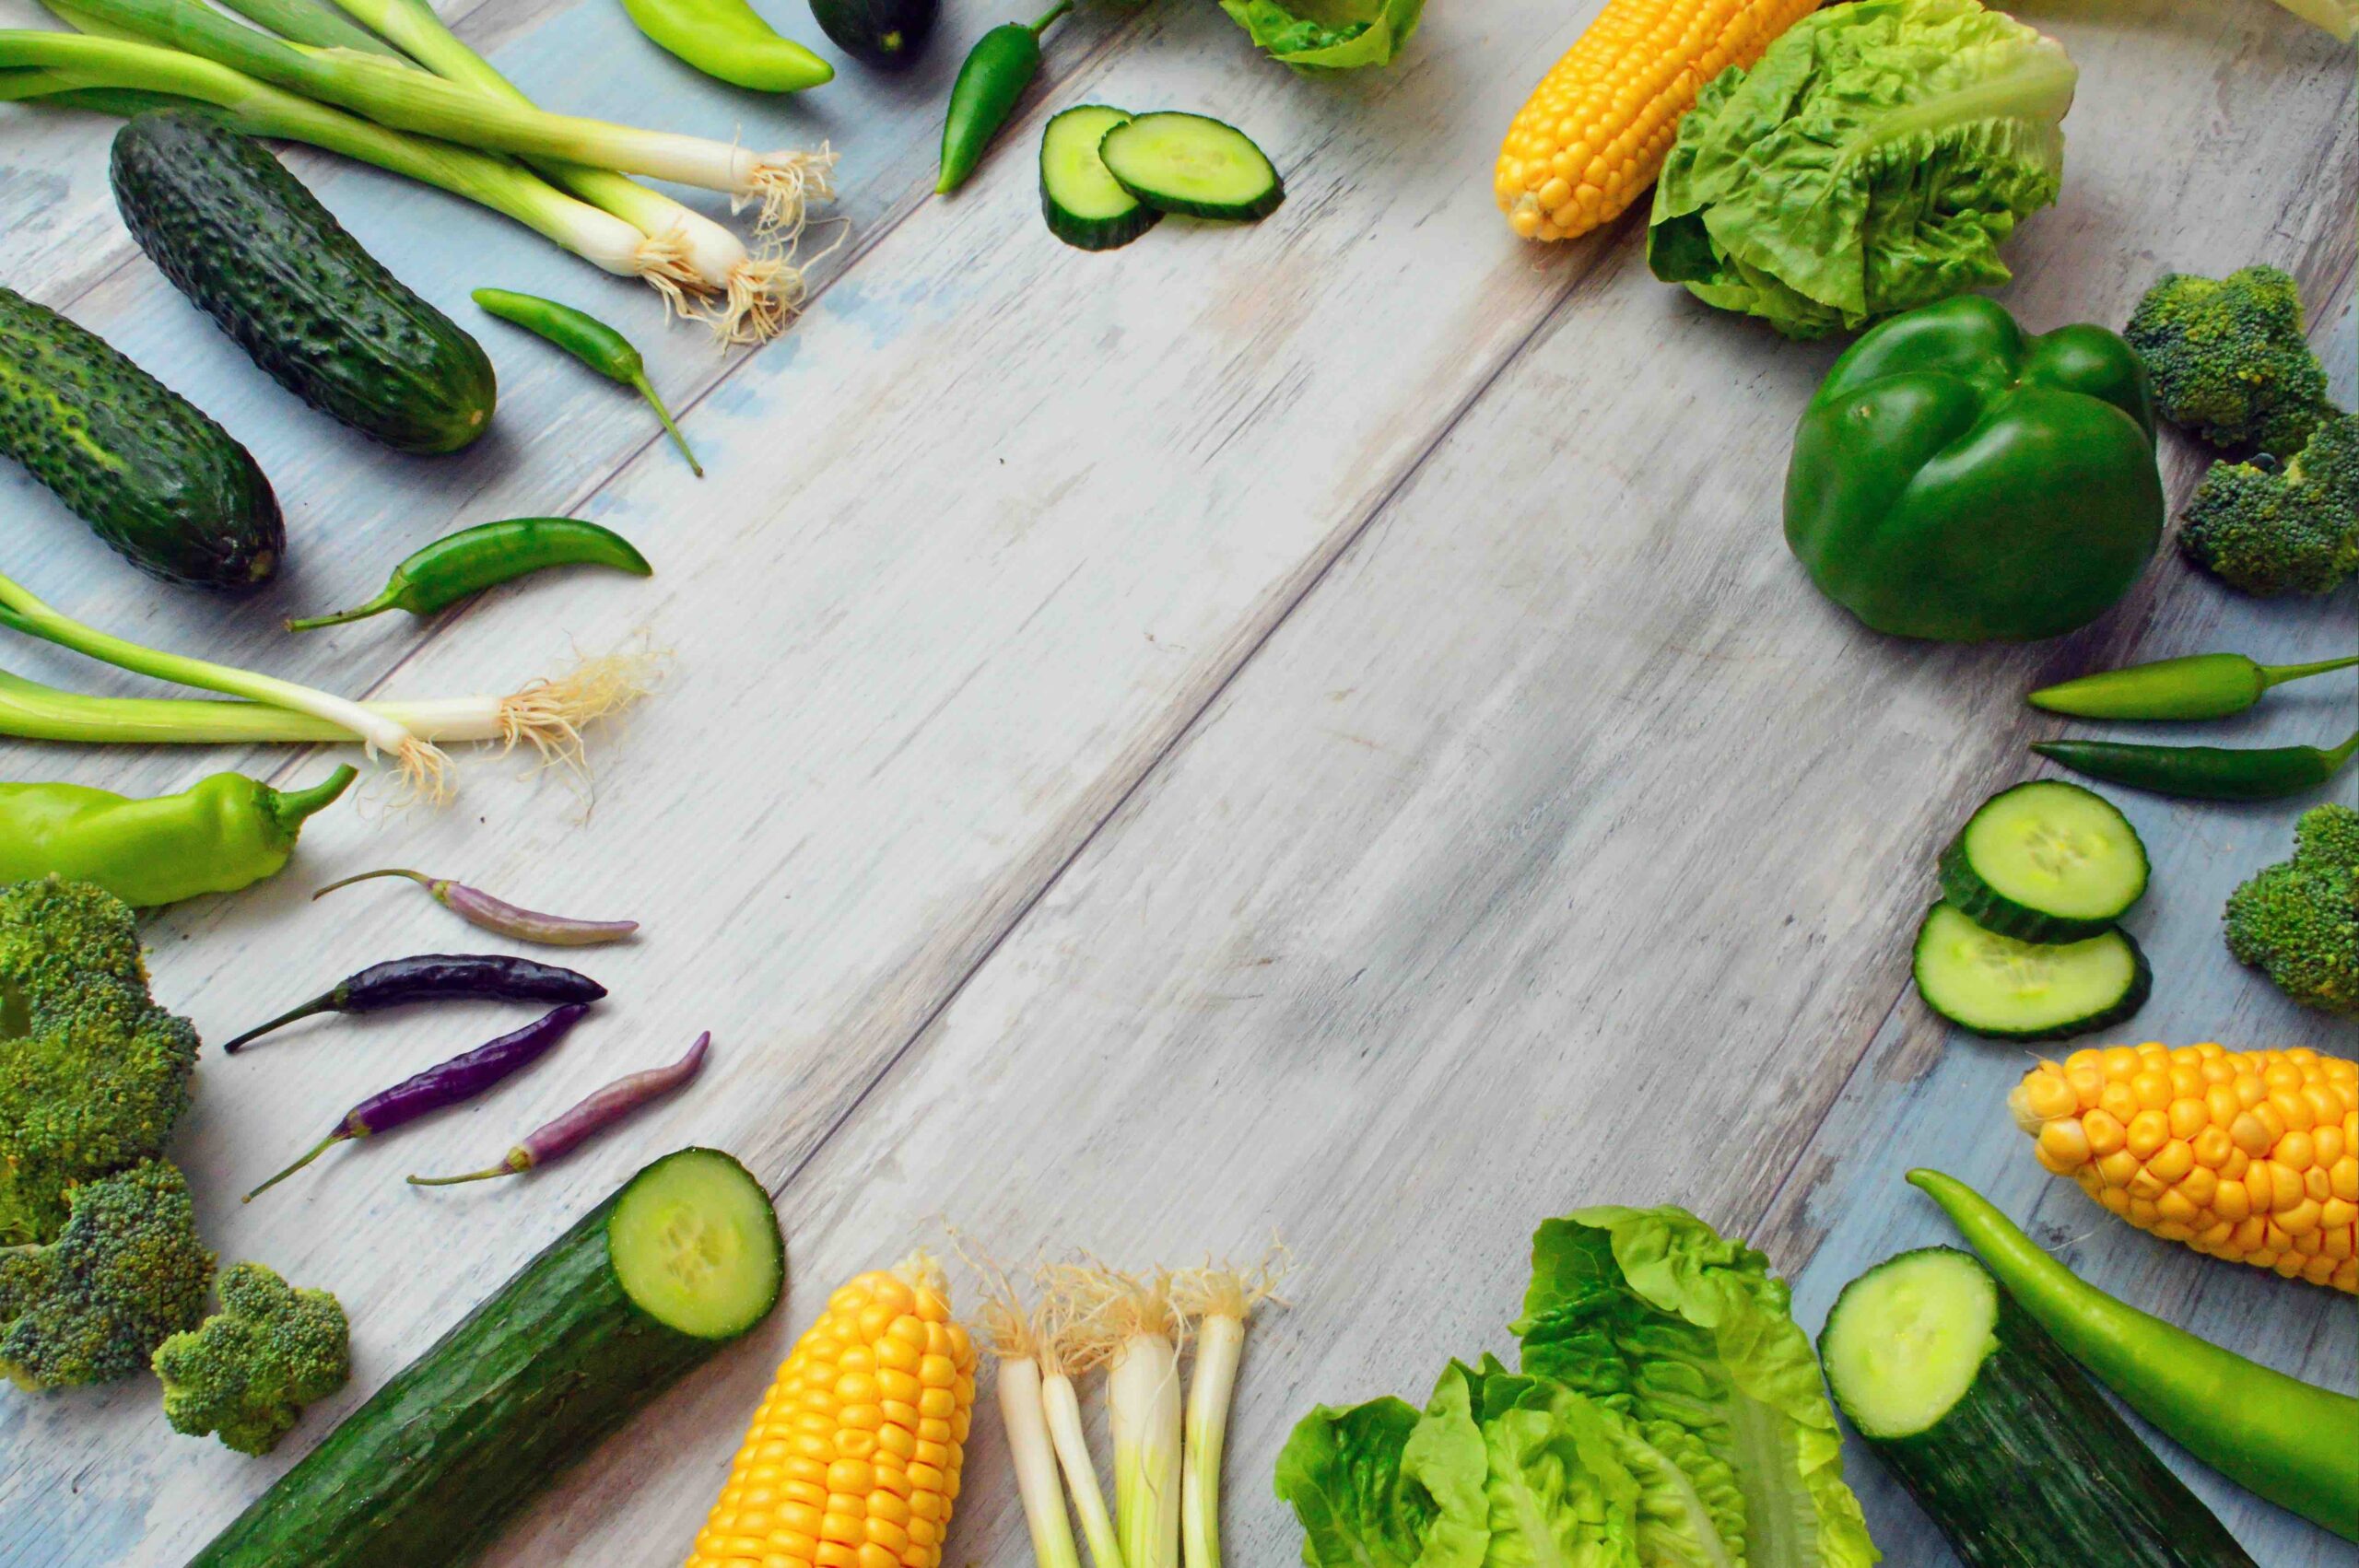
(1098, 113), (1285, 222)
(0, 285), (282, 589)
(111, 112), (496, 456)
(1041, 107), (1161, 252)
(1823, 1247), (2259, 1568)
(1935, 782), (2147, 943)
(188, 1149), (782, 1568)
(1910, 903), (2152, 1042)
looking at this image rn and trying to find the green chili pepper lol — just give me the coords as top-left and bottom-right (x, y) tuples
(615, 0), (833, 91)
(286, 519), (652, 632)
(0, 765), (355, 907)
(936, 0), (1071, 194)
(2033, 730), (2359, 801)
(2029, 652), (2359, 721)
(472, 288), (703, 475)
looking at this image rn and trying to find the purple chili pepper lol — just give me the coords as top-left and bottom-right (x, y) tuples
(408, 1031), (712, 1188)
(220, 954), (606, 1053)
(312, 868), (639, 947)
(243, 1003), (591, 1201)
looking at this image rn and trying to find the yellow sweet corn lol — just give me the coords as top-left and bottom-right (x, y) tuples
(2011, 1043), (2358, 1293)
(1495, 0), (1820, 242)
(687, 1254), (980, 1568)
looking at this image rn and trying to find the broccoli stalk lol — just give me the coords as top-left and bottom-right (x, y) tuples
(153, 1262), (350, 1455)
(0, 1160), (215, 1390)
(2179, 412), (2359, 596)
(2124, 266), (2339, 458)
(2225, 803), (2358, 1018)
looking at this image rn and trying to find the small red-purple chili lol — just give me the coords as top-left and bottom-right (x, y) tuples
(243, 1003), (590, 1200)
(408, 1031), (711, 1188)
(312, 867), (639, 946)
(219, 954), (606, 1053)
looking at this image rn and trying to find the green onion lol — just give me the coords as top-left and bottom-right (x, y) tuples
(1062, 1270), (1181, 1568)
(1038, 1278), (1130, 1568)
(974, 1269), (1088, 1568)
(1172, 1262), (1280, 1568)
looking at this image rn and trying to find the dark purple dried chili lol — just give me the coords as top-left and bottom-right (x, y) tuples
(312, 867), (639, 946)
(243, 1003), (590, 1200)
(408, 1031), (711, 1188)
(219, 954), (607, 1053)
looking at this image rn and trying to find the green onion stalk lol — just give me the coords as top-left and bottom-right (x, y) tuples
(1062, 1270), (1182, 1568)
(1172, 1261), (1280, 1568)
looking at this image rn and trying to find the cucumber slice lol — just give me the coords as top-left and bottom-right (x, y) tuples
(1938, 780), (2148, 942)
(1097, 112), (1284, 222)
(1041, 105), (1160, 252)
(1911, 901), (2149, 1041)
(1823, 1247), (2259, 1568)
(610, 1146), (787, 1339)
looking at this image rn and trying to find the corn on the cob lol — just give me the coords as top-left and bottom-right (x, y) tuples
(2011, 1043), (2357, 1293)
(687, 1254), (980, 1568)
(1495, 0), (1819, 242)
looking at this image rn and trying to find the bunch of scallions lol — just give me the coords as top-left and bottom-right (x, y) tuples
(0, 568), (661, 800)
(0, 0), (834, 341)
(976, 1256), (1282, 1568)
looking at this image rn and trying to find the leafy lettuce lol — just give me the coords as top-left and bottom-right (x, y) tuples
(1273, 1208), (1877, 1568)
(1646, 0), (2077, 339)
(1216, 0), (1426, 71)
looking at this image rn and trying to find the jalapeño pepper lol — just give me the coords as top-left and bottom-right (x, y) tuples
(286, 518), (651, 631)
(0, 765), (356, 907)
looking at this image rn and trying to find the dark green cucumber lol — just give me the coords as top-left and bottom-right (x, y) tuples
(111, 111), (496, 456)
(1821, 1247), (2258, 1568)
(807, 0), (937, 66)
(0, 284), (282, 589)
(1911, 901), (2149, 1041)
(1937, 780), (2148, 942)
(189, 1148), (783, 1568)
(1041, 106), (1159, 252)
(1097, 111), (1283, 222)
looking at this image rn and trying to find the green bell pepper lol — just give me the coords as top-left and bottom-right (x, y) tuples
(1783, 296), (2165, 642)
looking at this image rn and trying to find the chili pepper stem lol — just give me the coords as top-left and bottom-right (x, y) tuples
(286, 588), (405, 632)
(243, 1129), (354, 1200)
(270, 765), (358, 832)
(312, 867), (441, 901)
(406, 1159), (527, 1187)
(628, 369), (703, 476)
(1027, 0), (1072, 32)
(2263, 654), (2359, 687)
(219, 995), (339, 1053)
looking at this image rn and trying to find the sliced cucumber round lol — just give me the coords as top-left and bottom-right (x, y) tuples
(609, 1146), (785, 1340)
(1911, 901), (2150, 1041)
(1097, 111), (1284, 222)
(1822, 1247), (2001, 1440)
(1041, 105), (1160, 252)
(1938, 780), (2148, 942)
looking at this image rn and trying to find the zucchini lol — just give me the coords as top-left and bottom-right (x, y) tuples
(806, 0), (937, 66)
(1041, 105), (1160, 252)
(1937, 780), (2148, 942)
(1911, 901), (2149, 1041)
(189, 1148), (784, 1568)
(1097, 112), (1284, 222)
(0, 284), (283, 590)
(111, 111), (497, 456)
(1821, 1247), (2259, 1567)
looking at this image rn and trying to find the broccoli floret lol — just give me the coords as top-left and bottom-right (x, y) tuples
(2225, 803), (2358, 1018)
(153, 1262), (350, 1455)
(2125, 266), (2338, 458)
(2178, 412), (2359, 595)
(0, 1159), (214, 1389)
(0, 877), (199, 1244)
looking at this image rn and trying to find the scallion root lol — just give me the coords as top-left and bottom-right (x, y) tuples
(489, 645), (667, 775)
(743, 144), (837, 240)
(1057, 1269), (1184, 1568)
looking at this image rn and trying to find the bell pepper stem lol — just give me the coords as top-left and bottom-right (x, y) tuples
(268, 764), (358, 834)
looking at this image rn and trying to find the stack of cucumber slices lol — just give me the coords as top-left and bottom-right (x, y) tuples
(1913, 780), (2153, 1041)
(1041, 106), (1284, 252)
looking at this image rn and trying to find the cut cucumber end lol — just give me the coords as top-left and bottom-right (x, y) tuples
(1822, 1247), (2000, 1439)
(1041, 105), (1160, 252)
(1097, 111), (1284, 223)
(1938, 780), (2147, 942)
(1912, 902), (2150, 1041)
(607, 1147), (784, 1340)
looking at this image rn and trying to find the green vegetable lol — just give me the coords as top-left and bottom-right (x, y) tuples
(1215, 0), (1424, 71)
(154, 1262), (351, 1456)
(1097, 112), (1284, 223)
(188, 1147), (784, 1568)
(1911, 901), (2151, 1040)
(110, 111), (499, 455)
(0, 1159), (214, 1390)
(1647, 0), (2074, 339)
(472, 289), (698, 474)
(2122, 266), (2337, 458)
(2033, 731), (2357, 802)
(808, 0), (939, 68)
(0, 878), (200, 1246)
(1040, 104), (1158, 252)
(1784, 296), (2164, 642)
(0, 766), (355, 907)
(935, 1), (1068, 195)
(1910, 1168), (2359, 1543)
(2029, 652), (2359, 721)
(2224, 802), (2356, 1018)
(1936, 780), (2147, 942)
(0, 281), (283, 590)
(288, 517), (652, 632)
(2178, 411), (2359, 596)
(1821, 1246), (2259, 1568)
(1273, 1205), (1878, 1568)
(618, 0), (833, 90)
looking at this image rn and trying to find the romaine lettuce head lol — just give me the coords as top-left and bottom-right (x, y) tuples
(1646, 0), (2076, 338)
(1274, 1377), (1485, 1568)
(1216, 0), (1426, 71)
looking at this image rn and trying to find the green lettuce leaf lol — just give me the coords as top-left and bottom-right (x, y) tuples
(1515, 1207), (1879, 1568)
(1215, 0), (1426, 71)
(1647, 0), (2076, 338)
(1274, 1372), (1487, 1568)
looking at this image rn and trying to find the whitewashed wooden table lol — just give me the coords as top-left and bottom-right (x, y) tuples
(1, 0), (2352, 1560)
